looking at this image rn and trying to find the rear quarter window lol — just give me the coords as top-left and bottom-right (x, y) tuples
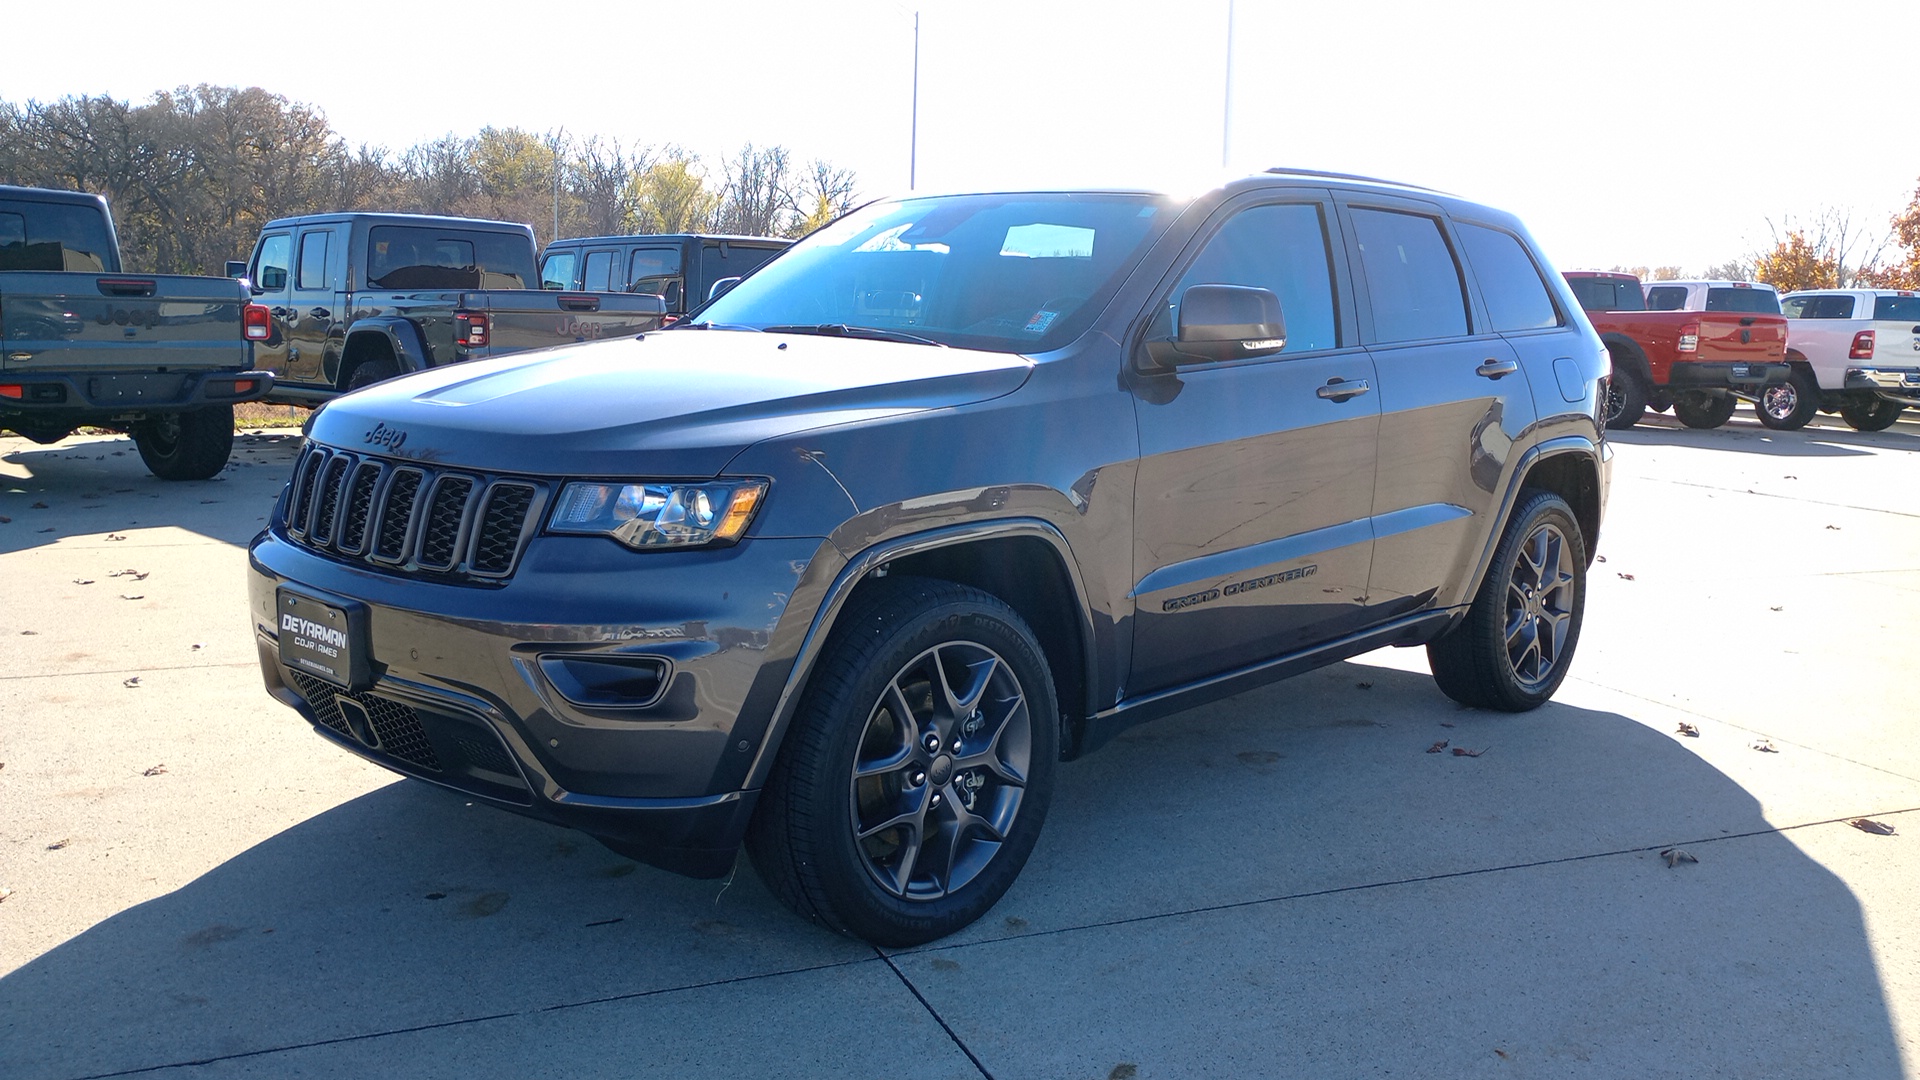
(1458, 224), (1560, 331)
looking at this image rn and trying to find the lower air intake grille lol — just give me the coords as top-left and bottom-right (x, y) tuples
(290, 672), (442, 771)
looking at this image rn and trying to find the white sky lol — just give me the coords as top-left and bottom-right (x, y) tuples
(7, 0), (1917, 273)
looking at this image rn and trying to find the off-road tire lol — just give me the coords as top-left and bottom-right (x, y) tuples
(132, 405), (234, 481)
(344, 358), (399, 392)
(746, 576), (1058, 946)
(1603, 364), (1647, 430)
(1757, 369), (1820, 431)
(1673, 393), (1736, 429)
(1428, 490), (1587, 712)
(1839, 398), (1903, 432)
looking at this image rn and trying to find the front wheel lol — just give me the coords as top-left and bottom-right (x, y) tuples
(1757, 370), (1820, 431)
(1428, 490), (1587, 712)
(747, 577), (1058, 946)
(1673, 393), (1736, 429)
(132, 405), (234, 481)
(1839, 398), (1904, 432)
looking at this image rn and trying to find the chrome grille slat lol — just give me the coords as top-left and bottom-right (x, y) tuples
(278, 445), (542, 583)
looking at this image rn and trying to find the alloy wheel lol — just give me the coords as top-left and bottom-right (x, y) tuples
(1504, 522), (1576, 688)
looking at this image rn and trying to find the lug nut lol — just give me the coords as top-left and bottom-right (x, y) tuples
(923, 732), (940, 751)
(930, 794), (942, 807)
(911, 771), (926, 785)
(951, 739), (961, 752)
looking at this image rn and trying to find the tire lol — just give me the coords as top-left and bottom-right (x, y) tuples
(1839, 398), (1904, 432)
(1756, 369), (1819, 431)
(746, 577), (1058, 946)
(132, 405), (234, 481)
(1427, 490), (1587, 712)
(1602, 361), (1646, 430)
(1673, 393), (1736, 429)
(345, 357), (399, 392)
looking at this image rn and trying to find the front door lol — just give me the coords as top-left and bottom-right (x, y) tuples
(248, 231), (294, 381)
(1336, 197), (1539, 618)
(285, 224), (345, 385)
(1128, 194), (1380, 696)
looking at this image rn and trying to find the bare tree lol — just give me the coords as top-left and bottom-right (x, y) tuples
(713, 144), (794, 236)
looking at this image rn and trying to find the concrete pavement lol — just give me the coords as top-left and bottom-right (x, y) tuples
(2, 409), (1916, 1078)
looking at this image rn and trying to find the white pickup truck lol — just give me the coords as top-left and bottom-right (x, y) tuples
(1766, 289), (1920, 431)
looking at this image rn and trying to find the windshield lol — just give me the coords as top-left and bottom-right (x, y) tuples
(690, 193), (1176, 353)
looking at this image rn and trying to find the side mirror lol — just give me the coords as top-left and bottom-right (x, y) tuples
(707, 276), (743, 302)
(1144, 284), (1287, 368)
(225, 261), (249, 279)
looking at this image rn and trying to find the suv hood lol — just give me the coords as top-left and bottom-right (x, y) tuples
(304, 330), (1034, 477)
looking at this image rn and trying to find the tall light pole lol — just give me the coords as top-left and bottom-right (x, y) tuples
(910, 10), (921, 190)
(1222, 0), (1235, 168)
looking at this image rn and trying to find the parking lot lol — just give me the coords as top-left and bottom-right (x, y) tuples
(2, 409), (1918, 1078)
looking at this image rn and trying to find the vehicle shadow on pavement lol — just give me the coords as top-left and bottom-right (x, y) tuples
(1616, 416), (1918, 457)
(0, 432), (301, 556)
(0, 664), (1904, 1078)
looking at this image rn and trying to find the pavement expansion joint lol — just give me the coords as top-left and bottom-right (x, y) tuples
(0, 661), (259, 683)
(877, 947), (996, 1080)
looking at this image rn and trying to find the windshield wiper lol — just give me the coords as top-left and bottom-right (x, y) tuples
(762, 324), (946, 347)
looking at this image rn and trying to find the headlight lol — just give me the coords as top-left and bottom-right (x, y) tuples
(547, 479), (767, 549)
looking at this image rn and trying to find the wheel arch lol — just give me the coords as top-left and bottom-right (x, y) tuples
(1600, 332), (1652, 386)
(1459, 438), (1604, 611)
(336, 321), (430, 389)
(743, 519), (1100, 790)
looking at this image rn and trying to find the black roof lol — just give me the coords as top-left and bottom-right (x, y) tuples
(259, 211), (533, 232)
(544, 233), (791, 248)
(0, 184), (109, 207)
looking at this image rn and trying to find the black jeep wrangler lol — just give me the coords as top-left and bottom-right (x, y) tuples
(250, 170), (1610, 945)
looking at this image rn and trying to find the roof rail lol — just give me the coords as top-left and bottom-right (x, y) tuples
(1261, 167), (1443, 194)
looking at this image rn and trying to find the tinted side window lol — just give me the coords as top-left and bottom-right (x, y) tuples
(1705, 287), (1781, 314)
(1168, 203), (1339, 353)
(254, 233), (292, 292)
(1567, 277), (1644, 312)
(1646, 286), (1687, 311)
(1785, 294), (1855, 319)
(367, 226), (535, 289)
(1350, 208), (1468, 343)
(1459, 224), (1559, 331)
(629, 247), (685, 309)
(297, 232), (330, 290)
(1871, 296), (1920, 321)
(540, 250), (576, 290)
(581, 250), (617, 292)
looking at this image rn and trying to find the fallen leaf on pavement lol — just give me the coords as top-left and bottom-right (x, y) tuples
(191, 643), (206, 651)
(37, 527), (54, 533)
(1617, 572), (1636, 581)
(1849, 818), (1896, 836)
(1452, 746), (1487, 757)
(72, 579), (94, 585)
(1355, 681), (1373, 690)
(19, 630), (37, 636)
(30, 501), (48, 509)
(109, 569), (149, 580)
(0, 888), (12, 904)
(1440, 722), (1455, 728)
(1660, 848), (1697, 867)
(1749, 738), (1778, 753)
(46, 839), (69, 851)
(123, 676), (141, 688)
(142, 764), (168, 777)
(0, 515), (10, 524)
(1595, 555), (1607, 563)
(1676, 722), (1700, 737)
(105, 533), (126, 541)
(1769, 605), (1783, 611)
(119, 594), (144, 600)
(1826, 525), (1841, 531)
(1426, 740), (1449, 753)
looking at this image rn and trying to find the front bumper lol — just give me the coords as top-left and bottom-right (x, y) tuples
(1663, 360), (1790, 391)
(248, 527), (827, 877)
(1846, 367), (1920, 408)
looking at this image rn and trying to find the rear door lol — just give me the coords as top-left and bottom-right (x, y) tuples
(1128, 191), (1380, 695)
(628, 244), (687, 314)
(1336, 194), (1537, 620)
(285, 223), (346, 384)
(578, 246), (622, 293)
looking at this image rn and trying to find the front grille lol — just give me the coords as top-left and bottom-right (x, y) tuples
(290, 672), (442, 771)
(283, 444), (544, 582)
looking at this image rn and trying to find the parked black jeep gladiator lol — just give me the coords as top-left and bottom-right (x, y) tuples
(538, 233), (790, 320)
(240, 213), (665, 406)
(250, 171), (1611, 945)
(1, 184), (271, 480)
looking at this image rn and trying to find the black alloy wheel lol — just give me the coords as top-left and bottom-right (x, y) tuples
(1603, 362), (1646, 430)
(1429, 490), (1587, 711)
(747, 577), (1057, 946)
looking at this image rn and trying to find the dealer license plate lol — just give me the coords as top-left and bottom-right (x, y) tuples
(277, 589), (366, 688)
(1730, 364), (1751, 378)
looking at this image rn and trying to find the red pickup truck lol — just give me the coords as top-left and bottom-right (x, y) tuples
(1563, 273), (1790, 429)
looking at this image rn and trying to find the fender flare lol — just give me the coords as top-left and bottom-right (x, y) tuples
(336, 319), (432, 388)
(1599, 331), (1653, 389)
(739, 517), (1100, 791)
(1458, 434), (1604, 609)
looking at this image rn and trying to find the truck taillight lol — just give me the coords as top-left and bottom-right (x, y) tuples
(1849, 330), (1875, 360)
(243, 304), (272, 341)
(1678, 322), (1699, 353)
(455, 311), (489, 348)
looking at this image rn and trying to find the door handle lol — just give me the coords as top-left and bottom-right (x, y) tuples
(309, 307), (331, 319)
(269, 307), (292, 318)
(1317, 378), (1371, 401)
(1476, 358), (1519, 380)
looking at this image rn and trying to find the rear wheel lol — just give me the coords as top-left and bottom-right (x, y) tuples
(1673, 393), (1736, 429)
(345, 358), (399, 392)
(1757, 369), (1820, 430)
(1428, 490), (1587, 712)
(747, 577), (1057, 946)
(1839, 398), (1903, 432)
(132, 405), (234, 481)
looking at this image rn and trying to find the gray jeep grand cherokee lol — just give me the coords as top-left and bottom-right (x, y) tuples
(250, 169), (1611, 945)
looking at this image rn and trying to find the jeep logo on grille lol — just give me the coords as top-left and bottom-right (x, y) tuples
(364, 422), (409, 451)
